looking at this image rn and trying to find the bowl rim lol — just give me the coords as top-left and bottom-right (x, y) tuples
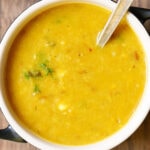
(0, 0), (150, 150)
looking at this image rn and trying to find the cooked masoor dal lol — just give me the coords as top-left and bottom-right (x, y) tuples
(6, 3), (146, 145)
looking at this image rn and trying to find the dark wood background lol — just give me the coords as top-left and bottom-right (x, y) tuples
(0, 0), (150, 149)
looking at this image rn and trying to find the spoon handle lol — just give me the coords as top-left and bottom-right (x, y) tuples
(0, 125), (26, 143)
(97, 0), (133, 47)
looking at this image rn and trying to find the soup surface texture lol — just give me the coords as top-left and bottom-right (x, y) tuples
(6, 3), (146, 145)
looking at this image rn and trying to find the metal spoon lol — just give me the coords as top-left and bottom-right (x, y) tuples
(97, 0), (134, 47)
(0, 125), (26, 142)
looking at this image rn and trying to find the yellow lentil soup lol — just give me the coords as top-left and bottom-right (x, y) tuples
(5, 3), (146, 145)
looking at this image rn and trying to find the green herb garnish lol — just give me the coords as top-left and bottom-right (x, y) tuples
(24, 70), (42, 79)
(33, 84), (40, 94)
(24, 71), (31, 79)
(40, 63), (54, 76)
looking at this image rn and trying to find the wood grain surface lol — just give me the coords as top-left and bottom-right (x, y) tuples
(0, 0), (150, 149)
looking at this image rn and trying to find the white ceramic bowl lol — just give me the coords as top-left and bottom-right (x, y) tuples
(0, 0), (150, 150)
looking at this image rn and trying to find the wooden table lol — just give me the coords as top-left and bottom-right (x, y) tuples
(0, 0), (150, 149)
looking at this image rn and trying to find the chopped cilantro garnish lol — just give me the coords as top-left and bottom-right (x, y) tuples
(24, 71), (31, 79)
(24, 70), (42, 79)
(40, 63), (54, 76)
(33, 84), (40, 94)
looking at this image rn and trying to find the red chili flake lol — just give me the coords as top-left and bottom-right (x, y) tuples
(134, 51), (140, 61)
(88, 48), (93, 52)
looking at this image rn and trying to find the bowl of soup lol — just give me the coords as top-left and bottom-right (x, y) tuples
(0, 0), (150, 149)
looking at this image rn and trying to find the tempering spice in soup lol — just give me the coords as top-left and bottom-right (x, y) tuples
(6, 3), (146, 145)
